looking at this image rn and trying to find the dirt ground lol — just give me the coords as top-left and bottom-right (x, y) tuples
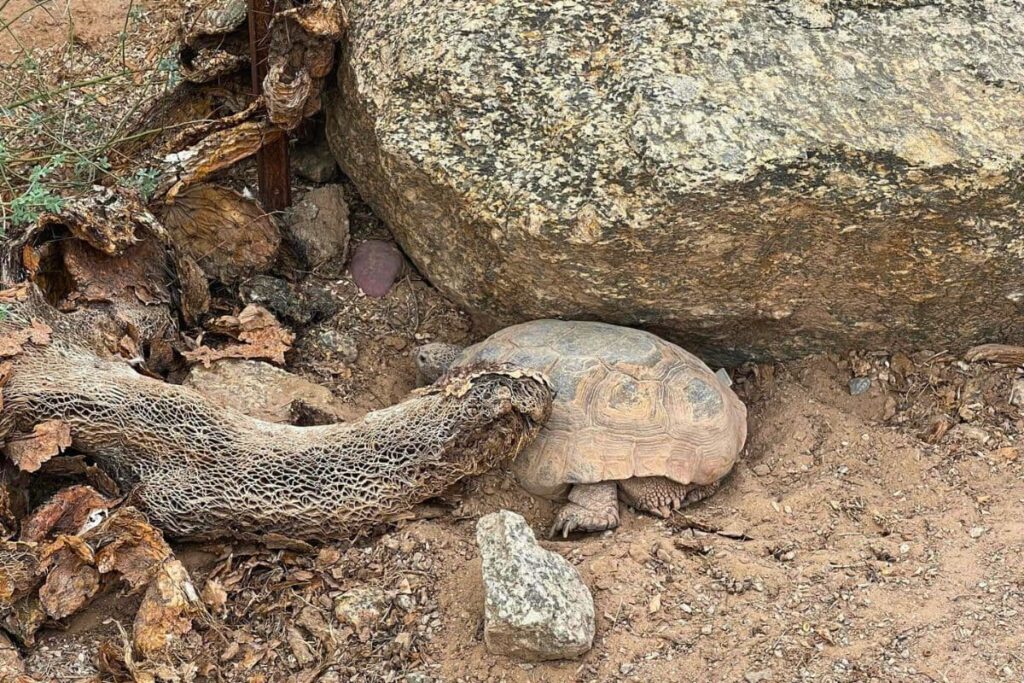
(3, 3), (1024, 683)
(18, 331), (1024, 683)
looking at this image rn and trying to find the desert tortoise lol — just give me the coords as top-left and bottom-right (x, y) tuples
(415, 320), (747, 536)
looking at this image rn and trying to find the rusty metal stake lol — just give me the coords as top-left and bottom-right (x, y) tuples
(248, 0), (291, 212)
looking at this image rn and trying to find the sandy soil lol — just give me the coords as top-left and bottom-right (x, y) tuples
(0, 0), (138, 62)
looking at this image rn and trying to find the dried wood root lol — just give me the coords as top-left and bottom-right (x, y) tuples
(964, 344), (1024, 365)
(0, 290), (552, 541)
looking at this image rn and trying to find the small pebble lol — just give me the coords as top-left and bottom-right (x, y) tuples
(848, 377), (871, 395)
(648, 594), (661, 614)
(969, 526), (987, 539)
(350, 240), (404, 298)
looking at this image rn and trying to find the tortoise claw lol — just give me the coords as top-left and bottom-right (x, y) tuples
(550, 502), (618, 537)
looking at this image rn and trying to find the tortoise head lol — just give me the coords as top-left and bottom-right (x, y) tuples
(413, 342), (463, 384)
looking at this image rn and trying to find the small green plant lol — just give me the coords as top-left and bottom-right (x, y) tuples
(7, 154), (67, 229)
(129, 166), (161, 202)
(157, 55), (180, 88)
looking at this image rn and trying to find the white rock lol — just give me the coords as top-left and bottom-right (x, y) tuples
(476, 511), (594, 661)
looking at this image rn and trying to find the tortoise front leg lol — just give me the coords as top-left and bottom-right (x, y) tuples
(549, 482), (620, 538)
(619, 476), (720, 518)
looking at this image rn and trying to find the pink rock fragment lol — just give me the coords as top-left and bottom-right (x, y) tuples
(350, 240), (404, 298)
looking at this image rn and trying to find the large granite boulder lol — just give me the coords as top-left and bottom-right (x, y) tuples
(326, 0), (1024, 363)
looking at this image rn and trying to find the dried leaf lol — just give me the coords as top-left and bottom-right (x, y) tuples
(173, 250), (210, 326)
(180, 48), (247, 83)
(286, 625), (316, 667)
(201, 578), (227, 613)
(264, 64), (313, 130)
(37, 536), (99, 619)
(181, 0), (249, 42)
(296, 605), (331, 643)
(6, 420), (72, 473)
(38, 533), (94, 568)
(0, 463), (27, 540)
(90, 508), (173, 589)
(920, 416), (953, 444)
(20, 485), (117, 544)
(0, 321), (52, 358)
(0, 541), (40, 604)
(276, 1), (348, 38)
(1, 595), (45, 648)
(20, 246), (40, 276)
(160, 184), (281, 283)
(37, 456), (122, 499)
(133, 558), (199, 659)
(57, 239), (160, 309)
(964, 344), (1024, 365)
(25, 321), (50, 346)
(184, 305), (294, 366)
(0, 285), (28, 304)
(0, 631), (35, 682)
(304, 41), (336, 79)
(159, 121), (285, 202)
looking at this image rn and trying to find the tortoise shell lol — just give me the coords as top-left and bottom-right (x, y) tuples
(453, 320), (747, 498)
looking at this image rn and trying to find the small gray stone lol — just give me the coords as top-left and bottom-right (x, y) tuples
(476, 511), (594, 661)
(745, 671), (772, 683)
(848, 377), (871, 396)
(240, 275), (340, 325)
(752, 463), (771, 477)
(292, 138), (340, 183)
(285, 186), (350, 269)
(715, 368), (733, 387)
(334, 587), (388, 629)
(310, 326), (359, 365)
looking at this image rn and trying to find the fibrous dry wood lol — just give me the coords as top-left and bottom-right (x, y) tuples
(0, 289), (552, 541)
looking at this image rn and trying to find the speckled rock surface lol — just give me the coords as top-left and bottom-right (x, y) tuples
(183, 359), (351, 424)
(327, 0), (1024, 363)
(475, 510), (594, 661)
(284, 185), (350, 269)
